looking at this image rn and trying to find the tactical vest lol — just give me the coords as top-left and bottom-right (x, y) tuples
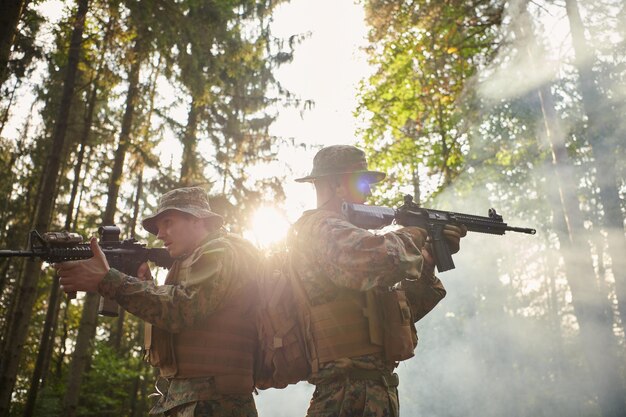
(145, 247), (257, 395)
(307, 287), (417, 369)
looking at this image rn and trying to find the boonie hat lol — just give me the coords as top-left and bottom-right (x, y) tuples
(141, 187), (224, 235)
(295, 145), (386, 183)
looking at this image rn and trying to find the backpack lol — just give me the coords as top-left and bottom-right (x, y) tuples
(254, 251), (312, 389)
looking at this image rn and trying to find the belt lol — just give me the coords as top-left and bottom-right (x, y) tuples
(335, 369), (400, 387)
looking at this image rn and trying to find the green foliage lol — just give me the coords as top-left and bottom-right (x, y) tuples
(357, 0), (505, 204)
(75, 341), (143, 417)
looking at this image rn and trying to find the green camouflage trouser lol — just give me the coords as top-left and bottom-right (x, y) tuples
(306, 374), (400, 417)
(162, 396), (258, 417)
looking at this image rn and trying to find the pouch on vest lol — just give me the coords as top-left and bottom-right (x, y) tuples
(377, 289), (417, 362)
(254, 253), (311, 389)
(144, 262), (179, 377)
(145, 322), (177, 377)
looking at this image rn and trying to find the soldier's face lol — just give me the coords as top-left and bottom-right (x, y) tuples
(155, 211), (205, 258)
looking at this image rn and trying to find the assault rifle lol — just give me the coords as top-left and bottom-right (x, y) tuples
(342, 195), (536, 273)
(0, 225), (173, 317)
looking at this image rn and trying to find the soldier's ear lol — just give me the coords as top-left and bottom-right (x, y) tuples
(334, 178), (348, 199)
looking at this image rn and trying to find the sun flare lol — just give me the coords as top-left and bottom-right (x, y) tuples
(245, 206), (291, 249)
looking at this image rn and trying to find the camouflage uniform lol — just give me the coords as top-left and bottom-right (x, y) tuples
(290, 146), (446, 417)
(98, 188), (261, 417)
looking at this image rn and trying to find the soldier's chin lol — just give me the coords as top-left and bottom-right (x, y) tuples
(166, 246), (181, 257)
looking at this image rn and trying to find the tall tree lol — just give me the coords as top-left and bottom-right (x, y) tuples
(564, 0), (626, 331)
(0, 0), (28, 86)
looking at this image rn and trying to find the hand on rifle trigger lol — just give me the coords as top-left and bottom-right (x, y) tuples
(136, 262), (152, 281)
(54, 237), (110, 294)
(443, 224), (467, 254)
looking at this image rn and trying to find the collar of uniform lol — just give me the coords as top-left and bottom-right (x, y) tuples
(176, 228), (224, 262)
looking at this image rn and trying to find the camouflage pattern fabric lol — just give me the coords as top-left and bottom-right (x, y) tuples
(98, 229), (260, 331)
(155, 390), (257, 417)
(288, 209), (446, 416)
(306, 379), (399, 417)
(288, 210), (428, 305)
(141, 186), (223, 235)
(98, 229), (261, 414)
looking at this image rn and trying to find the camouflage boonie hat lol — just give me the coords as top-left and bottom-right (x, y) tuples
(295, 145), (386, 183)
(141, 186), (223, 235)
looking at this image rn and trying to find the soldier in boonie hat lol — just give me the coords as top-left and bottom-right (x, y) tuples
(295, 144), (386, 184)
(287, 144), (465, 417)
(56, 184), (263, 416)
(142, 186), (223, 235)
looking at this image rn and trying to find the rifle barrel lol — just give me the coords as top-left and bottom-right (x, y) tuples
(507, 226), (536, 235)
(0, 250), (36, 257)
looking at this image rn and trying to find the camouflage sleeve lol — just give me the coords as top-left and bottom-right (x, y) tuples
(399, 274), (447, 322)
(314, 216), (426, 290)
(97, 244), (241, 333)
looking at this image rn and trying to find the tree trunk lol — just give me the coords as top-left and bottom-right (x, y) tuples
(0, 258), (12, 309)
(0, 98), (34, 246)
(40, 284), (63, 388)
(0, 0), (89, 413)
(411, 166), (421, 206)
(102, 38), (143, 225)
(61, 292), (99, 417)
(0, 78), (19, 136)
(65, 91), (96, 230)
(539, 81), (626, 417)
(564, 0), (626, 331)
(72, 147), (93, 228)
(180, 98), (200, 186)
(129, 169), (143, 239)
(110, 176), (143, 353)
(512, 4), (626, 415)
(110, 308), (125, 352)
(62, 34), (143, 417)
(22, 276), (61, 417)
(55, 299), (70, 379)
(0, 258), (23, 350)
(0, 0), (27, 87)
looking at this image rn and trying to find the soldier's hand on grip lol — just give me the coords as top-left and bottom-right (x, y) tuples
(55, 237), (110, 293)
(443, 224), (467, 254)
(136, 262), (152, 281)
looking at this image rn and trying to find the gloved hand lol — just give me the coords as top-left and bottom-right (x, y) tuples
(442, 224), (467, 254)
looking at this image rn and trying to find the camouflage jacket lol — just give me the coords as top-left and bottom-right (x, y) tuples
(288, 209), (446, 382)
(98, 229), (261, 412)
